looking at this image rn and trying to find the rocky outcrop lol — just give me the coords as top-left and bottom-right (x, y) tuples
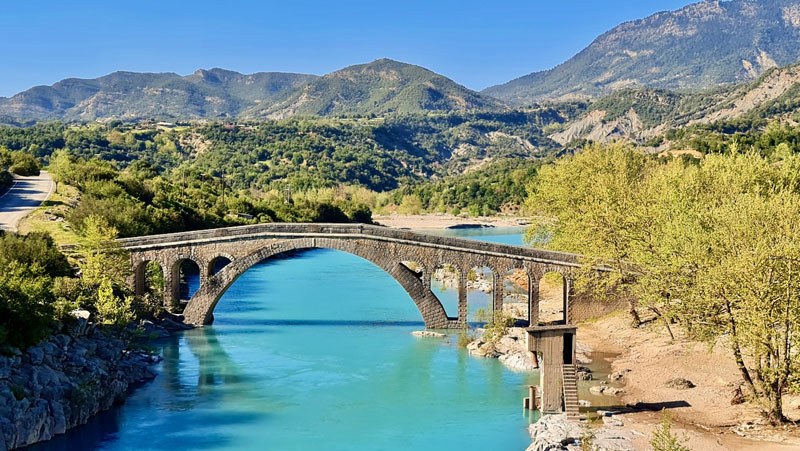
(467, 327), (538, 372)
(524, 412), (637, 451)
(0, 320), (161, 450)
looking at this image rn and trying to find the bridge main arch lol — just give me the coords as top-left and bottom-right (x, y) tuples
(181, 237), (452, 328)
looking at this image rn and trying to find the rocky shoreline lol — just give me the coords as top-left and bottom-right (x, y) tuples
(0, 318), (166, 450)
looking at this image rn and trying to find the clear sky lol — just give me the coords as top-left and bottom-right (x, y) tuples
(0, 0), (694, 97)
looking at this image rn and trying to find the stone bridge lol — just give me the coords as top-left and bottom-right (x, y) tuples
(119, 223), (610, 328)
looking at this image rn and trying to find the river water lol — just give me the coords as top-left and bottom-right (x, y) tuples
(32, 228), (538, 451)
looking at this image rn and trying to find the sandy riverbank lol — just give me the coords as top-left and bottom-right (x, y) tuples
(372, 213), (532, 230)
(577, 313), (800, 450)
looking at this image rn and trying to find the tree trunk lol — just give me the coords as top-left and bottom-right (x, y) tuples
(628, 298), (641, 327)
(768, 380), (785, 424)
(725, 301), (759, 397)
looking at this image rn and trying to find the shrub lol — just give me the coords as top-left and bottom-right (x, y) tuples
(650, 410), (690, 451)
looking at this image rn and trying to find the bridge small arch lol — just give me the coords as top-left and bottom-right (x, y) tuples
(168, 257), (203, 305)
(465, 264), (494, 323)
(207, 255), (233, 277)
(430, 263), (460, 319)
(133, 260), (166, 297)
(539, 271), (568, 325)
(502, 268), (529, 324)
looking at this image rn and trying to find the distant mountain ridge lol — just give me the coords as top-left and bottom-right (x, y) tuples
(0, 69), (317, 121)
(0, 60), (503, 122)
(484, 0), (800, 104)
(244, 59), (504, 119)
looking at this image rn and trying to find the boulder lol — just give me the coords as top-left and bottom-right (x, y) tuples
(526, 413), (585, 450)
(499, 351), (537, 372)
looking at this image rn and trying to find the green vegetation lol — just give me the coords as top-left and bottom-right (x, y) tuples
(380, 159), (539, 216)
(0, 146), (41, 180)
(527, 142), (800, 422)
(45, 151), (373, 239)
(1, 215), (173, 350)
(650, 410), (690, 451)
(0, 107), (572, 193)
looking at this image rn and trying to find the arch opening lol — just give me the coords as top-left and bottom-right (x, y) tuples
(430, 264), (459, 319)
(539, 271), (566, 325)
(177, 259), (201, 301)
(466, 265), (493, 323)
(502, 268), (529, 324)
(208, 256), (232, 276)
(182, 239), (450, 328)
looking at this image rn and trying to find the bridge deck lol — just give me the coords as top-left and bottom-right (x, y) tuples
(113, 223), (586, 268)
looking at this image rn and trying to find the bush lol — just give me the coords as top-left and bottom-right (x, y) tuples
(650, 410), (690, 451)
(0, 262), (56, 349)
(8, 152), (41, 176)
(0, 171), (11, 194)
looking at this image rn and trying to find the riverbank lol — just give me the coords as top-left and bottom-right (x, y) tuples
(573, 313), (800, 450)
(0, 319), (163, 450)
(373, 213), (531, 230)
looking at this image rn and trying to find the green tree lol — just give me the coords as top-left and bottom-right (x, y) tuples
(76, 215), (131, 289)
(525, 143), (650, 325)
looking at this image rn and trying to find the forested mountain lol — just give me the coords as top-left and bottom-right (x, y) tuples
(0, 60), (502, 122)
(484, 0), (800, 104)
(243, 59), (504, 118)
(0, 69), (317, 121)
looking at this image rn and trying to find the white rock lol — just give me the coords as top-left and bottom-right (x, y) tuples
(411, 331), (446, 338)
(69, 309), (90, 320)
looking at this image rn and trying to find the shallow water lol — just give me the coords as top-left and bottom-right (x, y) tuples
(32, 228), (538, 451)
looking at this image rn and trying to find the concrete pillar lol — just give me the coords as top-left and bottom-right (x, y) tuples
(528, 274), (539, 326)
(457, 269), (468, 325)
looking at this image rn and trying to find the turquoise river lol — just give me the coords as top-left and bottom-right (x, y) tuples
(32, 228), (539, 451)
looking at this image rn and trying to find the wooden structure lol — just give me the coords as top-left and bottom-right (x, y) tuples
(526, 324), (580, 420)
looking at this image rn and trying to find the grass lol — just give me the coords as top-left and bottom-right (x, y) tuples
(17, 183), (81, 245)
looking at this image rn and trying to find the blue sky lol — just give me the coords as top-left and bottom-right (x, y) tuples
(0, 0), (693, 97)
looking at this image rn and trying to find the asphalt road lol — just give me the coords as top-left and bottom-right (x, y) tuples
(0, 171), (55, 232)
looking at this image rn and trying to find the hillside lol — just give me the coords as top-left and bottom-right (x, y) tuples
(243, 59), (505, 119)
(484, 0), (800, 104)
(551, 61), (800, 145)
(0, 60), (503, 122)
(0, 69), (317, 121)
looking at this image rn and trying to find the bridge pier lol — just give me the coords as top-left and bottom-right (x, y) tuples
(457, 270), (468, 326)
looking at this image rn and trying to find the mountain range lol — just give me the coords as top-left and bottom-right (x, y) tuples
(484, 0), (800, 104)
(3, 0), (800, 122)
(0, 60), (502, 122)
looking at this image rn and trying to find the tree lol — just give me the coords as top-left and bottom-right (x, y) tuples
(76, 215), (131, 289)
(525, 143), (651, 325)
(526, 144), (800, 422)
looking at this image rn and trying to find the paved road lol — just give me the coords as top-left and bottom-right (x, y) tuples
(0, 171), (55, 232)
